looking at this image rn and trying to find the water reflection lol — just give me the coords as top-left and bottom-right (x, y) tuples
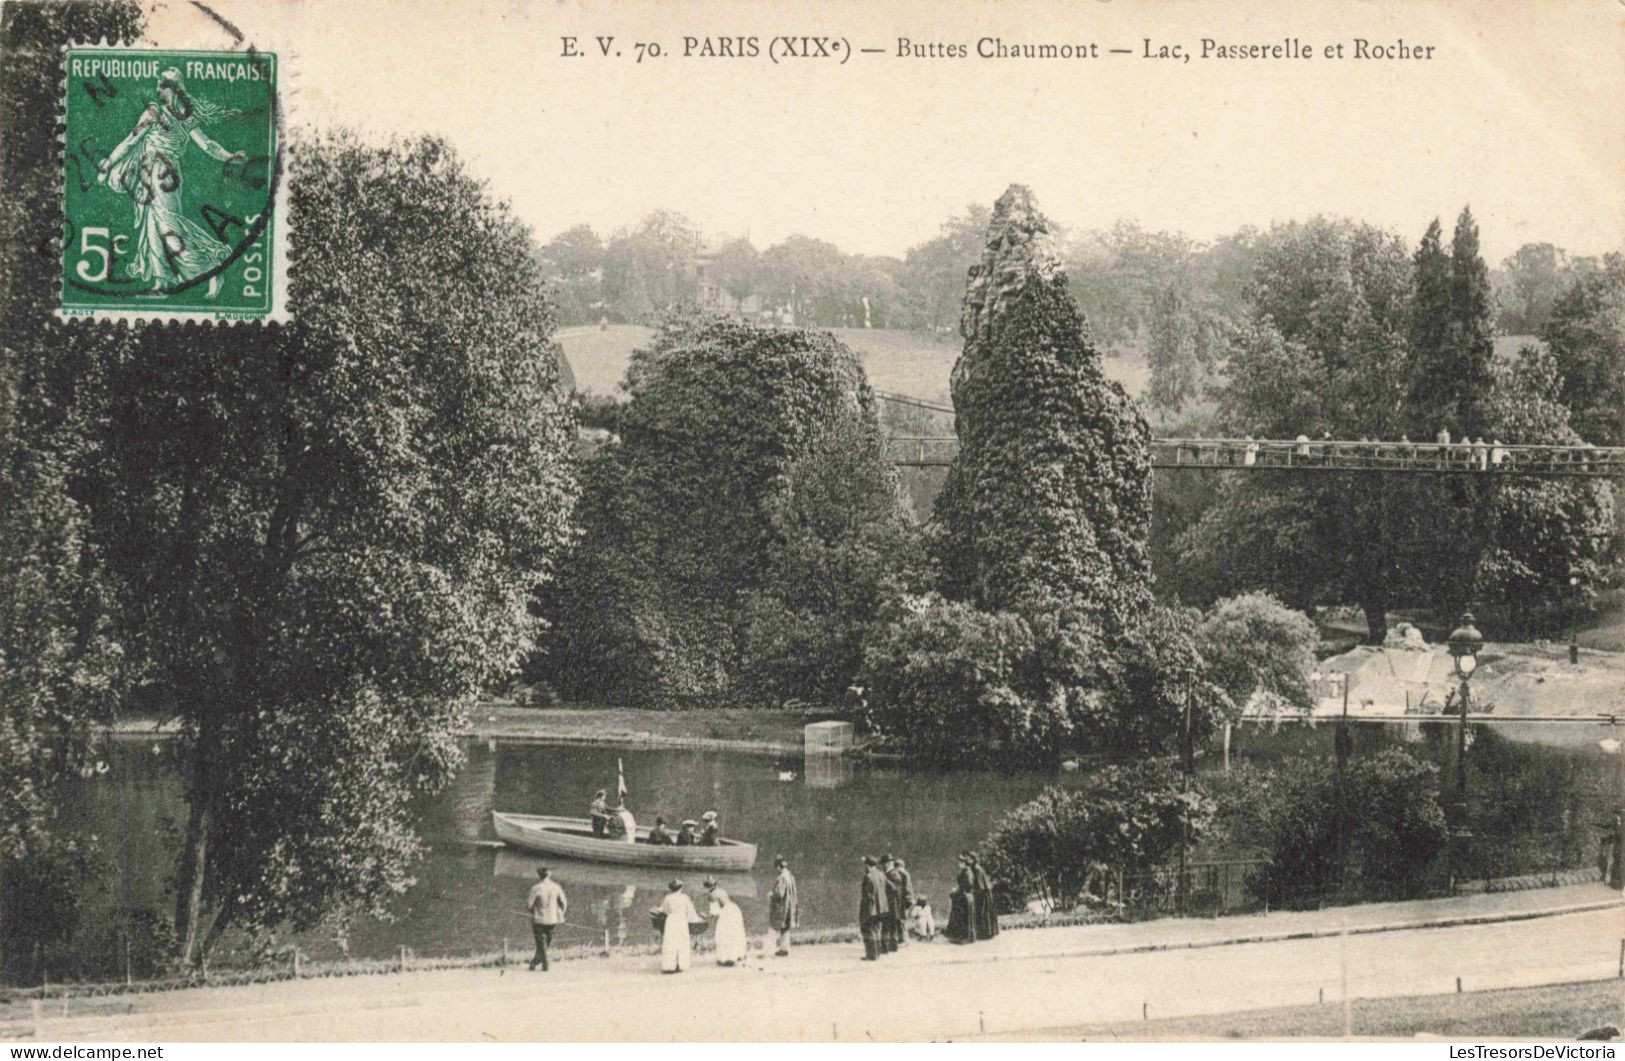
(803, 752), (853, 789)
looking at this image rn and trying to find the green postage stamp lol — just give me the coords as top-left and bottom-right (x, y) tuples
(59, 46), (288, 323)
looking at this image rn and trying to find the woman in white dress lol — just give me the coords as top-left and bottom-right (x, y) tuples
(656, 880), (700, 973)
(706, 878), (748, 966)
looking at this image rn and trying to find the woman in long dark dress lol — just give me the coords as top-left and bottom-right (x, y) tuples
(945, 853), (977, 943)
(969, 853), (999, 939)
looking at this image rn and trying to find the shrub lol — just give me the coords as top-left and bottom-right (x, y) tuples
(857, 592), (1066, 764)
(1197, 592), (1318, 720)
(0, 833), (101, 984)
(977, 762), (1214, 912)
(1212, 747), (1447, 906)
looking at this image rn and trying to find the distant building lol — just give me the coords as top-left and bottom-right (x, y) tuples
(694, 235), (764, 317)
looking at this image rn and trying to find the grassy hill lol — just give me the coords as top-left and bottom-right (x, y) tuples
(556, 323), (1149, 403)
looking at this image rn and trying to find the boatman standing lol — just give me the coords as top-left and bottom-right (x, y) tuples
(589, 790), (609, 838)
(527, 866), (567, 972)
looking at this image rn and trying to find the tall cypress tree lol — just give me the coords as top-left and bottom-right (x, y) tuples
(1407, 219), (1452, 437)
(1406, 208), (1500, 624)
(933, 185), (1151, 639)
(1448, 208), (1498, 439)
(1409, 209), (1497, 439)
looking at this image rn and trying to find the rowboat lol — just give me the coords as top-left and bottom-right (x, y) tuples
(491, 811), (758, 871)
(491, 848), (759, 898)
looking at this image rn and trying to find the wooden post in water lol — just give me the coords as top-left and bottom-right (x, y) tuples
(502, 938), (509, 966)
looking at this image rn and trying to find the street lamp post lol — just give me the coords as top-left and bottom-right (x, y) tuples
(1446, 612), (1483, 892)
(1569, 568), (1582, 666)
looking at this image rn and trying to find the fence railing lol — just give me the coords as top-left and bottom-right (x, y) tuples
(1106, 833), (1609, 919)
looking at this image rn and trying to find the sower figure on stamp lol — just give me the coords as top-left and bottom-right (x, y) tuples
(96, 69), (246, 298)
(526, 866), (567, 972)
(858, 854), (889, 961)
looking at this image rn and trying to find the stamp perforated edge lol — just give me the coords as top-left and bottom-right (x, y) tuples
(54, 33), (297, 327)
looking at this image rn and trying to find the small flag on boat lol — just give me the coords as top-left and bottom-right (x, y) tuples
(616, 758), (627, 800)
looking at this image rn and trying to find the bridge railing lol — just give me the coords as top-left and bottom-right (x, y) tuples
(886, 435), (1625, 477)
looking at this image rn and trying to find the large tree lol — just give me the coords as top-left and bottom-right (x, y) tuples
(538, 223), (604, 326)
(0, 0), (143, 981)
(899, 204), (991, 334)
(1404, 210), (1501, 624)
(1494, 242), (1572, 336)
(543, 315), (915, 708)
(1474, 345), (1617, 631)
(87, 134), (578, 964)
(1180, 218), (1414, 642)
(1542, 258), (1625, 447)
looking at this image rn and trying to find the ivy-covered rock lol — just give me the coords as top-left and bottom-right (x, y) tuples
(933, 185), (1152, 639)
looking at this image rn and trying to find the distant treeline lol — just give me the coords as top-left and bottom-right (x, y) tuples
(539, 208), (1620, 358)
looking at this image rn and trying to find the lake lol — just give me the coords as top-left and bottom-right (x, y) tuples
(48, 720), (1625, 980)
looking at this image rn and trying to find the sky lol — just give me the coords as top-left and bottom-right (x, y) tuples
(143, 0), (1625, 263)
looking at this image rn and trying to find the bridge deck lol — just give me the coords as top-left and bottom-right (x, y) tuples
(886, 436), (1625, 477)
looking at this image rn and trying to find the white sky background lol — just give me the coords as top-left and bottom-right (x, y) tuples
(143, 0), (1624, 262)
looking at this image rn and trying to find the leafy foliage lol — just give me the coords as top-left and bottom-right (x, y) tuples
(544, 315), (918, 708)
(1212, 748), (1448, 906)
(1542, 258), (1625, 447)
(976, 763), (1214, 912)
(1179, 219), (1415, 641)
(1473, 345), (1617, 630)
(1, 0), (143, 979)
(1196, 593), (1318, 720)
(0, 833), (100, 984)
(857, 592), (1069, 763)
(82, 134), (579, 960)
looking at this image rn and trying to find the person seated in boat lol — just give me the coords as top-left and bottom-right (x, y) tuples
(647, 817), (675, 845)
(676, 819), (700, 846)
(589, 790), (610, 838)
(605, 797), (636, 843)
(699, 810), (721, 846)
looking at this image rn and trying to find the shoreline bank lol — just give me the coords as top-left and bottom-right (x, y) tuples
(108, 704), (818, 757)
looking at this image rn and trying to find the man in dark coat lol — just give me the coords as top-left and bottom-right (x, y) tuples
(884, 851), (910, 948)
(885, 855), (913, 950)
(858, 855), (890, 960)
(769, 855), (798, 956)
(969, 853), (999, 939)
